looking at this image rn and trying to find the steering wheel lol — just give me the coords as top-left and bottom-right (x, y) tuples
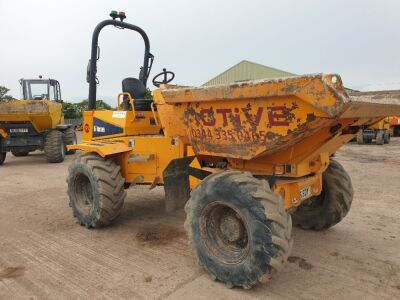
(152, 68), (175, 87)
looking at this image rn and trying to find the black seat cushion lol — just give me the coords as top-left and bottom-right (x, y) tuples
(122, 78), (153, 111)
(122, 78), (146, 99)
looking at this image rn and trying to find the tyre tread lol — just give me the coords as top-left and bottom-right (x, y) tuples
(67, 153), (126, 227)
(184, 171), (292, 289)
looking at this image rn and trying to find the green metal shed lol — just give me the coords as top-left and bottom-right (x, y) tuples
(202, 60), (294, 87)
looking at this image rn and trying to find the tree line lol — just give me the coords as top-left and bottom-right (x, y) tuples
(62, 100), (112, 119)
(1, 84), (112, 119)
(1, 84), (153, 119)
(0, 86), (15, 101)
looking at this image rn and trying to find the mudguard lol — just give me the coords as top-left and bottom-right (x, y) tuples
(67, 141), (132, 157)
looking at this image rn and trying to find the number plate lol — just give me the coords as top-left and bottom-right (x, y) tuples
(112, 111), (127, 119)
(10, 128), (28, 133)
(300, 186), (311, 200)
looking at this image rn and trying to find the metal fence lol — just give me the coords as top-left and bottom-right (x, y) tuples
(64, 118), (82, 128)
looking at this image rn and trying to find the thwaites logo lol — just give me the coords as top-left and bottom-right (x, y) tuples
(92, 118), (123, 137)
(187, 103), (298, 143)
(93, 125), (106, 133)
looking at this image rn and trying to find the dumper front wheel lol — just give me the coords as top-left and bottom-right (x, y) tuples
(184, 171), (292, 289)
(0, 152), (6, 165)
(292, 159), (353, 230)
(44, 130), (66, 163)
(67, 153), (126, 228)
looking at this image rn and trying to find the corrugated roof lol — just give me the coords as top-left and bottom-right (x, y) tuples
(202, 60), (295, 86)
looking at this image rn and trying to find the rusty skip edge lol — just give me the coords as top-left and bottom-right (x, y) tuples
(158, 73), (351, 120)
(160, 73), (348, 103)
(0, 100), (55, 114)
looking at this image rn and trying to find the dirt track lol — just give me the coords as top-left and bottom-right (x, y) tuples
(0, 137), (399, 299)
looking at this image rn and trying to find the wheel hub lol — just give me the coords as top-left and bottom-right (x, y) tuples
(219, 213), (244, 243)
(200, 202), (250, 264)
(74, 173), (94, 214)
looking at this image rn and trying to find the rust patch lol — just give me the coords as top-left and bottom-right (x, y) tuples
(306, 113), (316, 122)
(283, 84), (298, 94)
(266, 131), (282, 141)
(281, 102), (298, 122)
(228, 111), (245, 133)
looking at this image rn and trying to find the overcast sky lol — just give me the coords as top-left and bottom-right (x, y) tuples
(0, 0), (399, 104)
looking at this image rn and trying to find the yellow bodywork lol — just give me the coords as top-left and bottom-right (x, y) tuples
(368, 117), (390, 130)
(70, 73), (400, 210)
(70, 136), (185, 184)
(80, 110), (160, 141)
(0, 100), (63, 133)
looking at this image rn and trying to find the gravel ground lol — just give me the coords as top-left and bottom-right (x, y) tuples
(0, 136), (399, 299)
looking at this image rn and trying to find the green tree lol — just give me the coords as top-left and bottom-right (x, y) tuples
(76, 100), (112, 112)
(62, 102), (80, 119)
(145, 88), (153, 100)
(62, 99), (113, 119)
(0, 85), (15, 101)
(96, 100), (112, 110)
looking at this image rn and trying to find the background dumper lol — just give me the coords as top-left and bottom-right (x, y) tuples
(0, 78), (77, 165)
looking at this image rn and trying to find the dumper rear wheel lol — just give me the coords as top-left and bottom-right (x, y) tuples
(0, 152), (6, 165)
(376, 130), (384, 145)
(67, 153), (126, 228)
(292, 159), (353, 230)
(63, 127), (77, 154)
(356, 131), (364, 144)
(44, 130), (66, 163)
(384, 130), (390, 144)
(11, 150), (29, 157)
(184, 171), (292, 289)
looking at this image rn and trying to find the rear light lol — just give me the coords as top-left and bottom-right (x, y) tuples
(274, 164), (284, 175)
(118, 11), (126, 20)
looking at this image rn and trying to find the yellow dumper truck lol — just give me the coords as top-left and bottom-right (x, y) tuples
(66, 13), (400, 289)
(0, 78), (76, 165)
(356, 117), (391, 144)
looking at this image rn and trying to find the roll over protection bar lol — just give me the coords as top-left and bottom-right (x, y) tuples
(87, 18), (152, 110)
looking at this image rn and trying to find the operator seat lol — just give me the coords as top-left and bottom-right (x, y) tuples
(121, 78), (153, 111)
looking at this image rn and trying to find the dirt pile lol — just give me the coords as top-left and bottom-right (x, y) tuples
(135, 223), (185, 246)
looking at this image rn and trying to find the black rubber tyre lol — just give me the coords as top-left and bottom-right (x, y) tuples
(384, 130), (390, 144)
(11, 150), (29, 157)
(63, 127), (77, 154)
(376, 130), (384, 145)
(184, 171), (292, 289)
(0, 152), (6, 165)
(356, 131), (363, 144)
(44, 130), (66, 163)
(292, 159), (353, 230)
(67, 153), (126, 228)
